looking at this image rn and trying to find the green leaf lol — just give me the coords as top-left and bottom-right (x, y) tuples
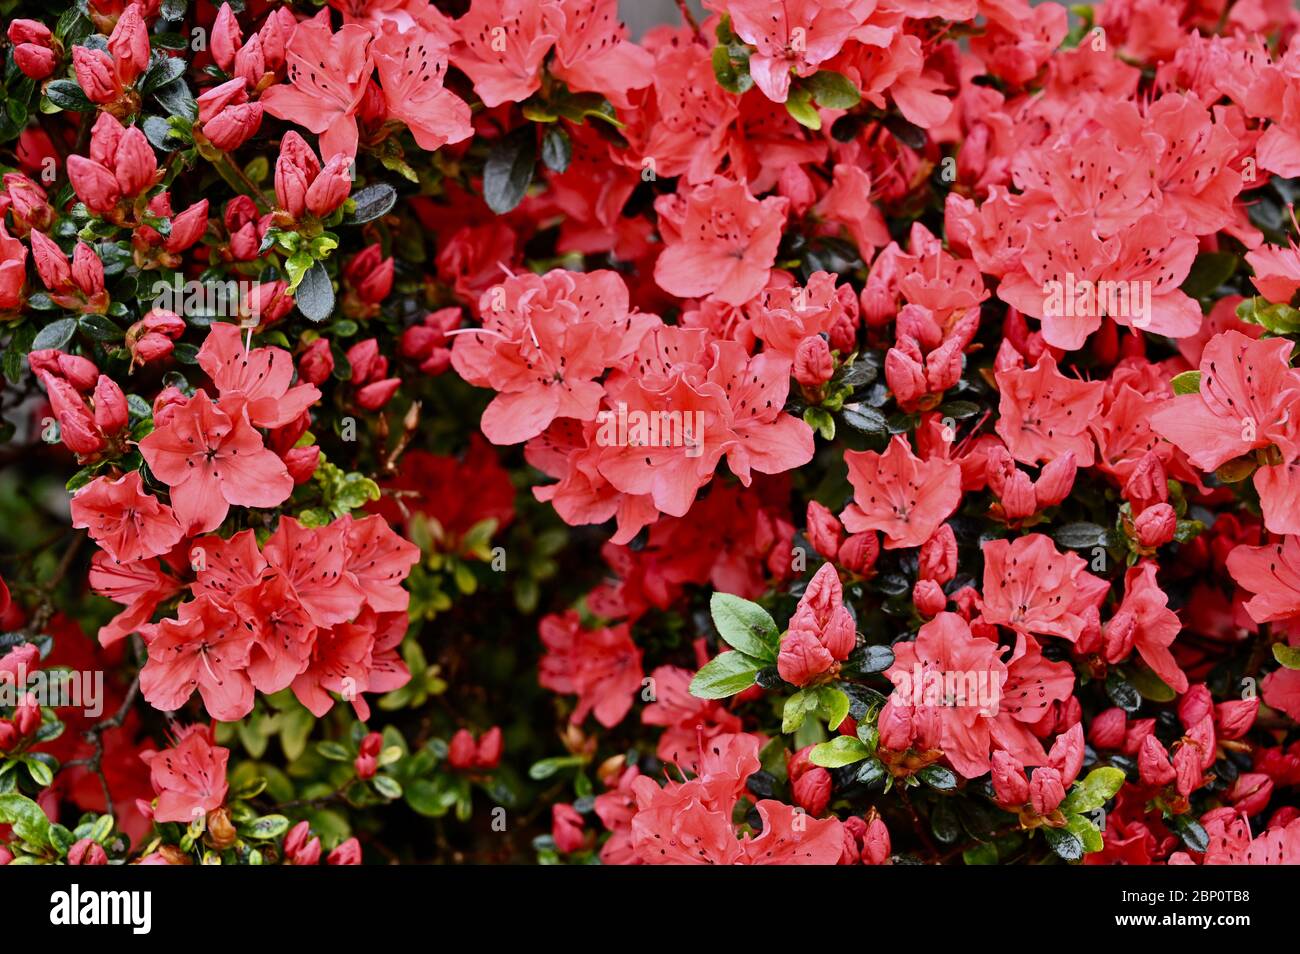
(316, 740), (351, 761)
(0, 793), (51, 849)
(541, 126), (572, 174)
(963, 841), (999, 865)
(31, 318), (78, 352)
(689, 650), (763, 700)
(406, 777), (457, 817)
(782, 686), (850, 734)
(242, 814), (290, 840)
(1106, 670), (1142, 713)
(917, 764), (957, 791)
(1065, 813), (1104, 854)
(295, 260), (334, 322)
(44, 79), (94, 112)
(1054, 522), (1109, 550)
(343, 183), (397, 225)
(840, 403), (889, 438)
(1060, 766), (1126, 814)
(154, 77), (198, 120)
(372, 775), (402, 799)
(785, 87), (821, 130)
(1171, 370), (1202, 396)
(78, 313), (124, 341)
(141, 56), (187, 94)
(844, 643), (894, 675)
(803, 405), (835, 439)
(1170, 813), (1209, 853)
(807, 70), (860, 110)
(527, 755), (584, 781)
(709, 592), (779, 662)
(1042, 823), (1085, 862)
(1237, 297), (1300, 334)
(808, 735), (870, 768)
(483, 128), (536, 214)
(1129, 665), (1176, 702)
(1180, 251), (1238, 299)
(1273, 643), (1300, 669)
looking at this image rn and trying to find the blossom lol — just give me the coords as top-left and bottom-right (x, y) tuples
(1108, 562), (1188, 694)
(138, 389), (293, 535)
(841, 436), (962, 548)
(539, 610), (643, 728)
(980, 533), (1108, 643)
(1227, 536), (1300, 624)
(371, 22), (472, 152)
(70, 472), (184, 564)
(140, 597), (256, 721)
(261, 20), (374, 159)
(654, 178), (789, 307)
(722, 0), (865, 103)
(141, 726), (230, 824)
(995, 354), (1104, 466)
(451, 0), (556, 107)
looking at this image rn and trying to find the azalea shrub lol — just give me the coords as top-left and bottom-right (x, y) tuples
(2, 0), (1300, 869)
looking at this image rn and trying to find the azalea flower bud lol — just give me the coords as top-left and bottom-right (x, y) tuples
(777, 627), (836, 687)
(1088, 707), (1126, 750)
(346, 245), (394, 305)
(897, 304), (942, 351)
(1173, 743), (1202, 797)
(7, 19), (51, 45)
(283, 445), (320, 484)
(306, 154), (353, 218)
(275, 131), (322, 219)
(347, 339), (384, 384)
(92, 375), (128, 436)
(72, 47), (120, 104)
(67, 154), (122, 216)
(29, 350), (99, 391)
(0, 719), (16, 751)
(991, 750), (1030, 807)
(925, 336), (964, 394)
(1000, 468), (1038, 520)
(862, 814), (890, 865)
(792, 765), (832, 816)
(877, 699), (913, 752)
(243, 279), (294, 327)
(1047, 723), (1084, 786)
(283, 343), (332, 394)
(71, 242), (105, 297)
(837, 531), (879, 577)
(1228, 773), (1273, 816)
(912, 579), (946, 618)
(918, 524), (956, 584)
(211, 3), (243, 71)
(476, 727), (503, 769)
(115, 127), (157, 197)
(552, 803), (585, 854)
(1270, 806), (1300, 829)
(1216, 698), (1258, 740)
(794, 334), (834, 389)
(1123, 452), (1168, 511)
(448, 729), (478, 770)
(1034, 452), (1076, 508)
(1138, 735), (1176, 787)
(205, 808), (238, 851)
(284, 820), (321, 865)
(152, 385), (188, 428)
(1074, 605), (1102, 655)
(3, 174), (53, 233)
(0, 845), (12, 865)
(885, 340), (927, 407)
(204, 101), (264, 153)
(829, 314), (856, 354)
(14, 694), (39, 735)
(354, 731), (382, 780)
(1103, 610), (1136, 664)
(164, 200), (209, 254)
(1029, 766), (1066, 815)
(860, 274), (895, 327)
(1123, 718), (1156, 756)
(1178, 684), (1213, 731)
(233, 34), (267, 88)
(107, 4), (150, 87)
(805, 501), (843, 561)
(327, 838), (362, 865)
(68, 838), (108, 865)
(356, 378), (401, 411)
(30, 230), (71, 291)
(1134, 503), (1177, 549)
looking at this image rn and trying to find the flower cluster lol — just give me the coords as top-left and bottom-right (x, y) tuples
(1, 0), (1300, 868)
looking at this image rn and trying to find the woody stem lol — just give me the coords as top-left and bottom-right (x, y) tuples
(214, 154), (269, 214)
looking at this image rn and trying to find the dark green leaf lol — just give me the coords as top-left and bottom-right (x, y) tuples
(295, 261), (335, 323)
(31, 318), (77, 352)
(343, 183), (397, 225)
(483, 128), (536, 214)
(541, 126), (572, 174)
